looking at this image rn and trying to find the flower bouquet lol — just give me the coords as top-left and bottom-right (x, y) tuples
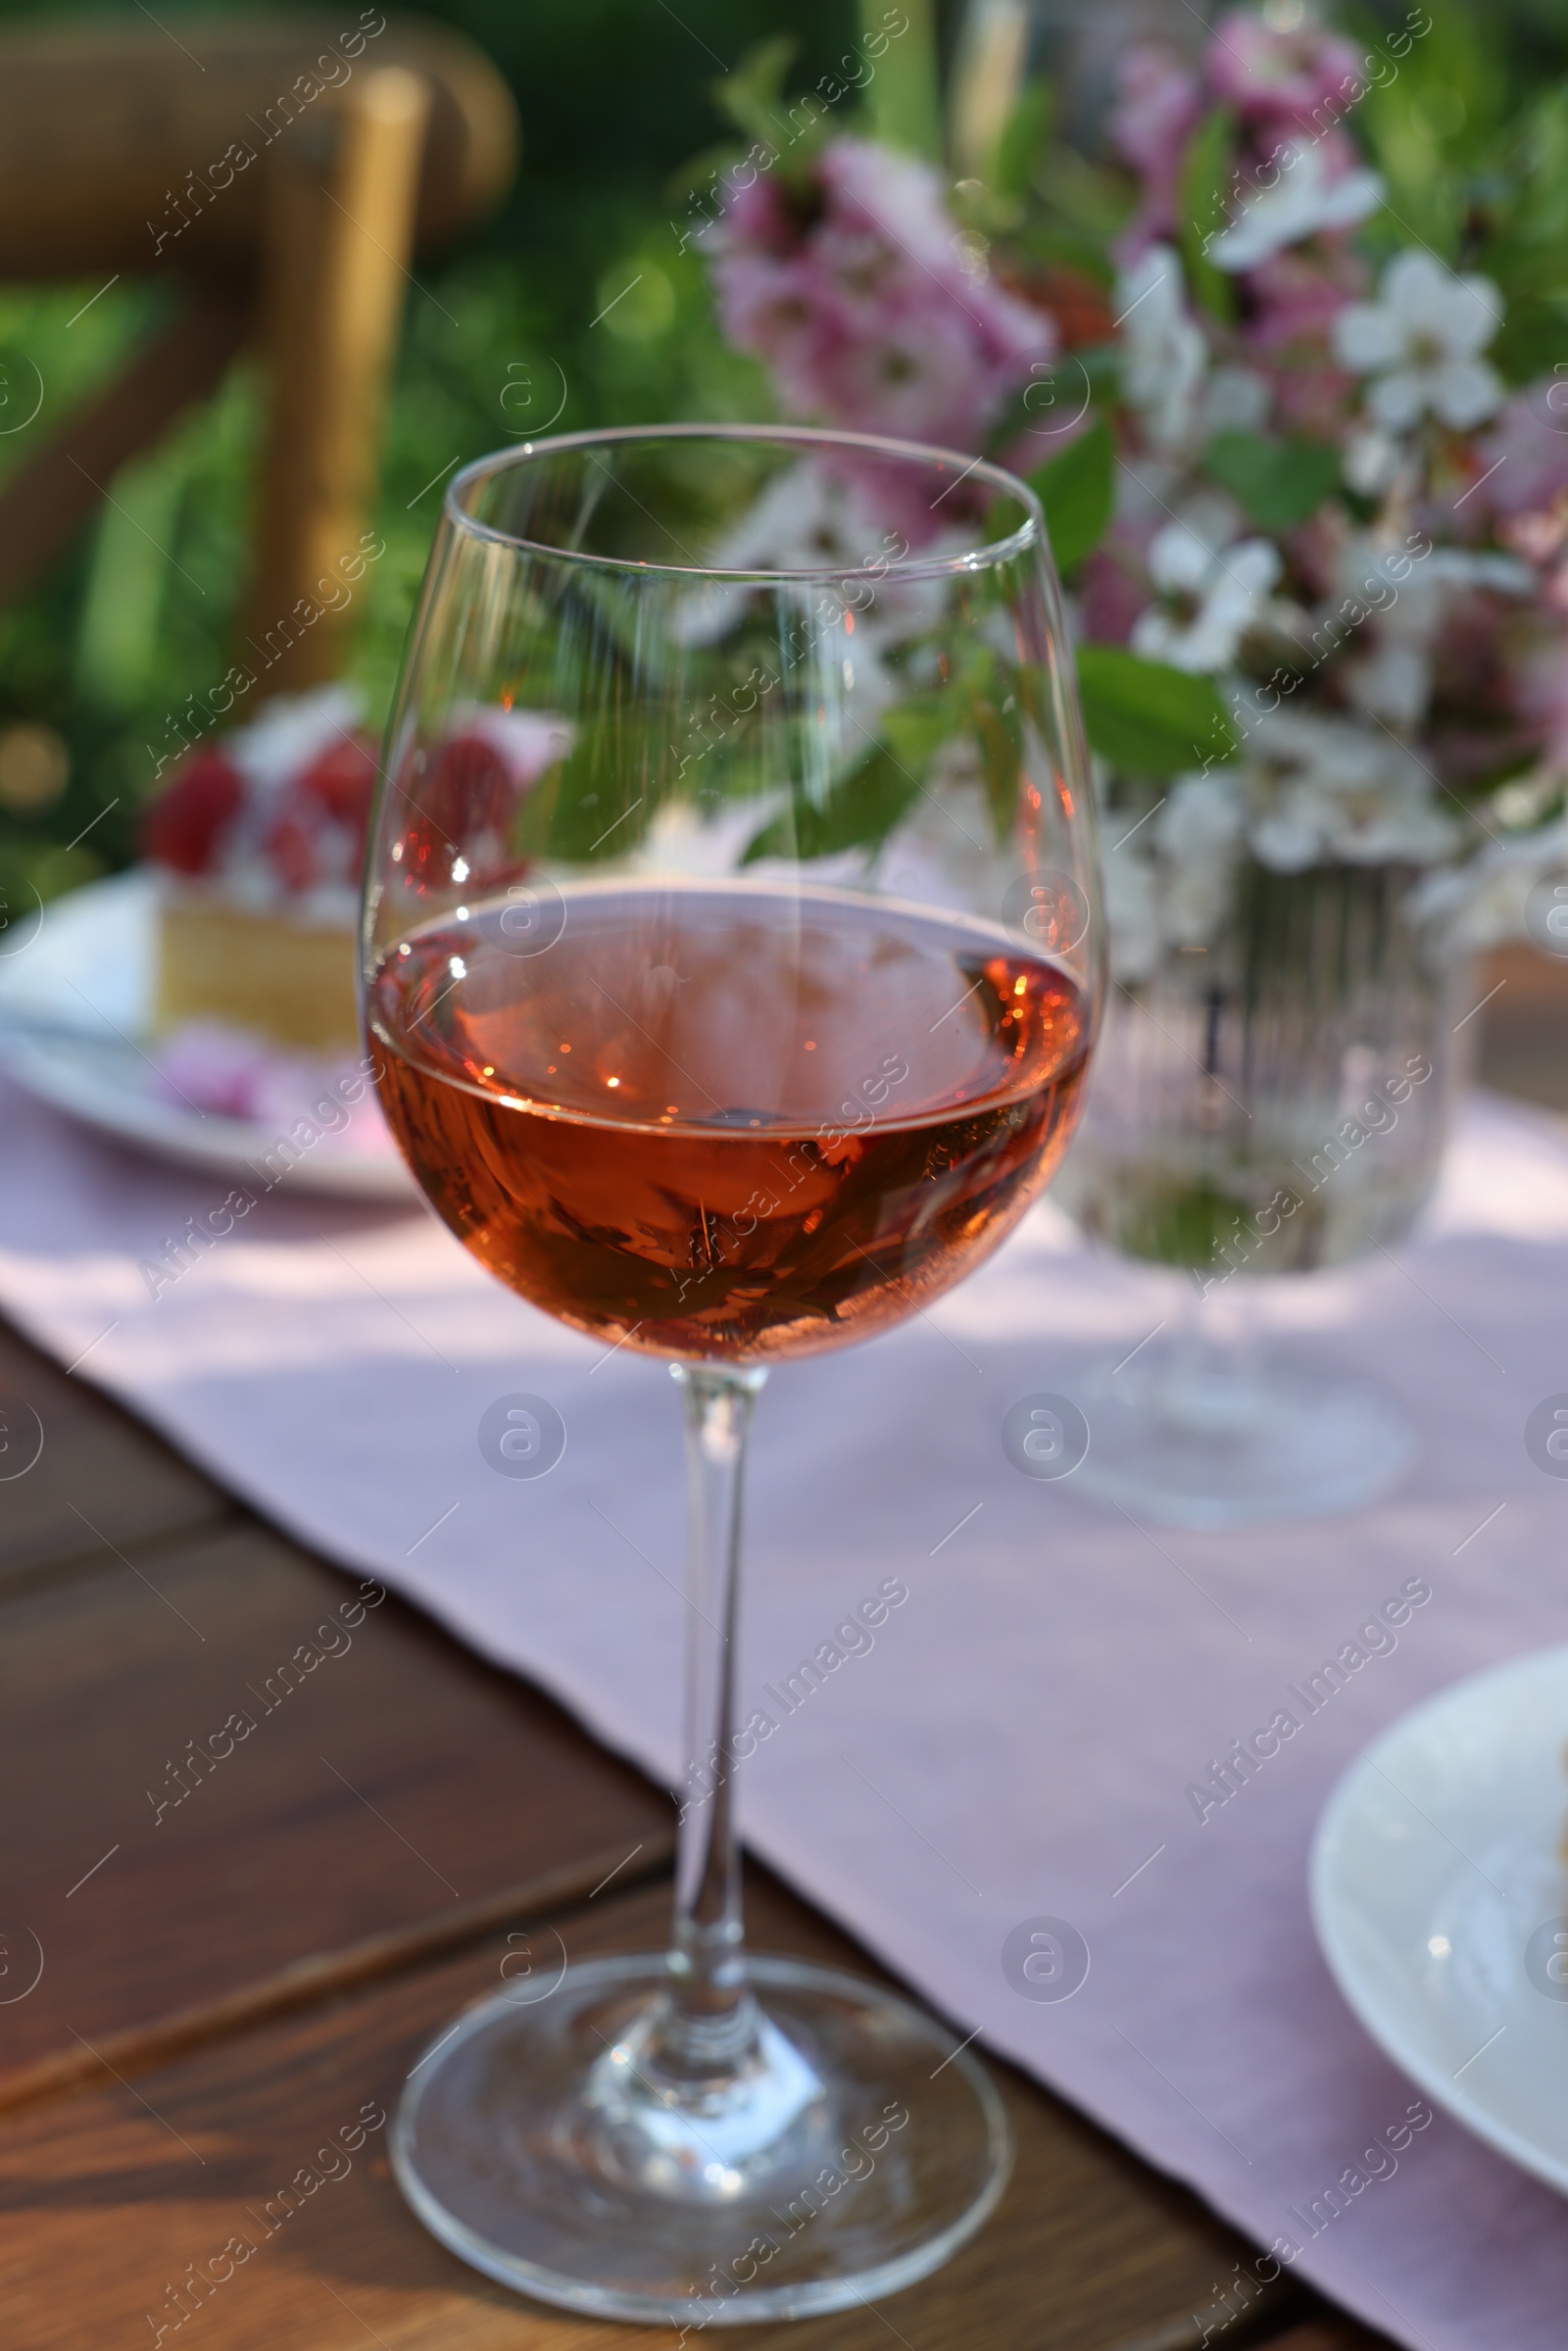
(683, 1), (1568, 1521)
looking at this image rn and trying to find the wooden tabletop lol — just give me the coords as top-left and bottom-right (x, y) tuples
(3, 942), (1561, 2351)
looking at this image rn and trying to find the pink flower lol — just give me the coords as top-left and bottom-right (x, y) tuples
(154, 1021), (396, 1153)
(1204, 10), (1366, 134)
(1243, 243), (1365, 355)
(810, 311), (980, 442)
(706, 138), (1054, 453)
(818, 140), (967, 285)
(155, 1022), (274, 1118)
(1078, 536), (1156, 647)
(1472, 391), (1568, 520)
(1516, 618), (1568, 776)
(1108, 44), (1201, 254)
(1269, 360), (1360, 440)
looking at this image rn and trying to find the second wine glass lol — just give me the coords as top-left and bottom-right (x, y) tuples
(1054, 850), (1461, 1527)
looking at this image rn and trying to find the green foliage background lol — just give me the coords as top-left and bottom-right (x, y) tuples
(0, 0), (855, 911)
(0, 0), (1562, 912)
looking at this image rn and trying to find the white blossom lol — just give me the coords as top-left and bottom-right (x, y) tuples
(1342, 640), (1432, 730)
(1329, 536), (1535, 730)
(1100, 719), (1463, 972)
(1102, 834), (1164, 983)
(1332, 251), (1505, 432)
(1199, 366), (1273, 436)
(1152, 771), (1246, 946)
(668, 460), (962, 650)
(1115, 244), (1206, 450)
(1210, 141), (1385, 272)
(1175, 486), (1249, 549)
(1428, 548), (1536, 595)
(1343, 427), (1400, 498)
(1131, 522), (1282, 673)
(1409, 817), (1568, 951)
(1241, 709), (1458, 870)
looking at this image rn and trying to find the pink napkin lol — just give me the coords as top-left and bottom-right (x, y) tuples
(2, 1067), (1566, 2350)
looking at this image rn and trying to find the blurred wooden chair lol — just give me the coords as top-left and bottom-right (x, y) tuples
(0, 13), (517, 692)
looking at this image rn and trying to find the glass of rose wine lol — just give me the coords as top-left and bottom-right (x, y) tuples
(364, 424), (1102, 2322)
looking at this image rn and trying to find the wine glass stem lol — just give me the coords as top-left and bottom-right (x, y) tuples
(1177, 1271), (1259, 1388)
(667, 1361), (768, 2070)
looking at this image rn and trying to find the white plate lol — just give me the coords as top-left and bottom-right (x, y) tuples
(0, 869), (415, 1200)
(1311, 1645), (1568, 2196)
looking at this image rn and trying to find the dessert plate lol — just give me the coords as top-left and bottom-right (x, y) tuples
(1311, 1644), (1568, 2197)
(0, 869), (416, 1200)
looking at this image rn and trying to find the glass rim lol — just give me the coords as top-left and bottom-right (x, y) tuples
(443, 422), (1045, 584)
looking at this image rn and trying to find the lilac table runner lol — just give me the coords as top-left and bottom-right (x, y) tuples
(3, 1069), (1567, 2349)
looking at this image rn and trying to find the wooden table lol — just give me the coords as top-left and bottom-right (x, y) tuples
(2, 947), (1560, 2351)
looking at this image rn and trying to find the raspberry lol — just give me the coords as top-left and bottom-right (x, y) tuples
(142, 748), (245, 875)
(264, 808), (319, 894)
(264, 731), (381, 892)
(398, 732), (528, 893)
(298, 733), (379, 832)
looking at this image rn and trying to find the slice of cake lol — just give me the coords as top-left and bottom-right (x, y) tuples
(145, 691), (573, 1058)
(144, 689), (377, 1052)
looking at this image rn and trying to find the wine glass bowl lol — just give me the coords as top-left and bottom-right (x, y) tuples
(362, 425), (1101, 2321)
(368, 877), (1090, 1362)
(367, 428), (1096, 1369)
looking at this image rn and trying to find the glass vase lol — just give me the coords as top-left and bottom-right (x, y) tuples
(1054, 853), (1467, 1526)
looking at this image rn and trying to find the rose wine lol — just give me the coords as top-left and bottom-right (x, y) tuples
(370, 883), (1089, 1361)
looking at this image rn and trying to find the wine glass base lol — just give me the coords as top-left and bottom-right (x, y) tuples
(1070, 1354), (1415, 1530)
(392, 1952), (1011, 2324)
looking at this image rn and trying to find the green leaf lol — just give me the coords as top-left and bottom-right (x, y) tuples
(861, 0), (943, 163)
(1480, 88), (1568, 385)
(1112, 1177), (1247, 1271)
(968, 691), (1022, 840)
(1353, 5), (1517, 267)
(880, 696), (952, 774)
(1178, 108), (1238, 324)
(1203, 431), (1340, 532)
(1027, 415), (1114, 577)
(1075, 647), (1236, 778)
(994, 78), (1053, 202)
(710, 39), (797, 151)
(1494, 289), (1568, 389)
(742, 742), (918, 864)
(742, 644), (1037, 865)
(985, 342), (1119, 461)
(537, 721), (651, 860)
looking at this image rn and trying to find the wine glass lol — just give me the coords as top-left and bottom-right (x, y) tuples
(1053, 853), (1456, 1527)
(362, 423), (1101, 2323)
